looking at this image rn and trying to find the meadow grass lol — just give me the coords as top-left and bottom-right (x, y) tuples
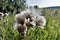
(0, 9), (60, 40)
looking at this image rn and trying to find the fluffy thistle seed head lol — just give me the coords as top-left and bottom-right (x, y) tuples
(15, 9), (46, 31)
(14, 23), (27, 33)
(15, 14), (25, 25)
(36, 16), (46, 29)
(15, 9), (34, 25)
(21, 9), (34, 18)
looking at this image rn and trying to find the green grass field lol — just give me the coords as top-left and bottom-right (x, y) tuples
(0, 9), (60, 40)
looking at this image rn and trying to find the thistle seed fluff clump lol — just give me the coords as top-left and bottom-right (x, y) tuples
(14, 9), (46, 36)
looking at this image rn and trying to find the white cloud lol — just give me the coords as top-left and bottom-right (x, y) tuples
(26, 0), (60, 8)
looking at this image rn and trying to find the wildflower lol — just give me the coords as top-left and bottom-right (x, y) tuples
(14, 23), (27, 36)
(21, 9), (34, 18)
(15, 14), (25, 25)
(15, 9), (34, 25)
(14, 9), (46, 37)
(36, 16), (46, 29)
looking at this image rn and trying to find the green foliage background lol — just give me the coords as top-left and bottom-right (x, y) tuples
(0, 0), (60, 40)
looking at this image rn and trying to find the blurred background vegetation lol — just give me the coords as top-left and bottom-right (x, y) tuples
(0, 0), (60, 40)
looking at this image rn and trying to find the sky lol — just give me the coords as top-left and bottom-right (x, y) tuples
(26, 0), (60, 8)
